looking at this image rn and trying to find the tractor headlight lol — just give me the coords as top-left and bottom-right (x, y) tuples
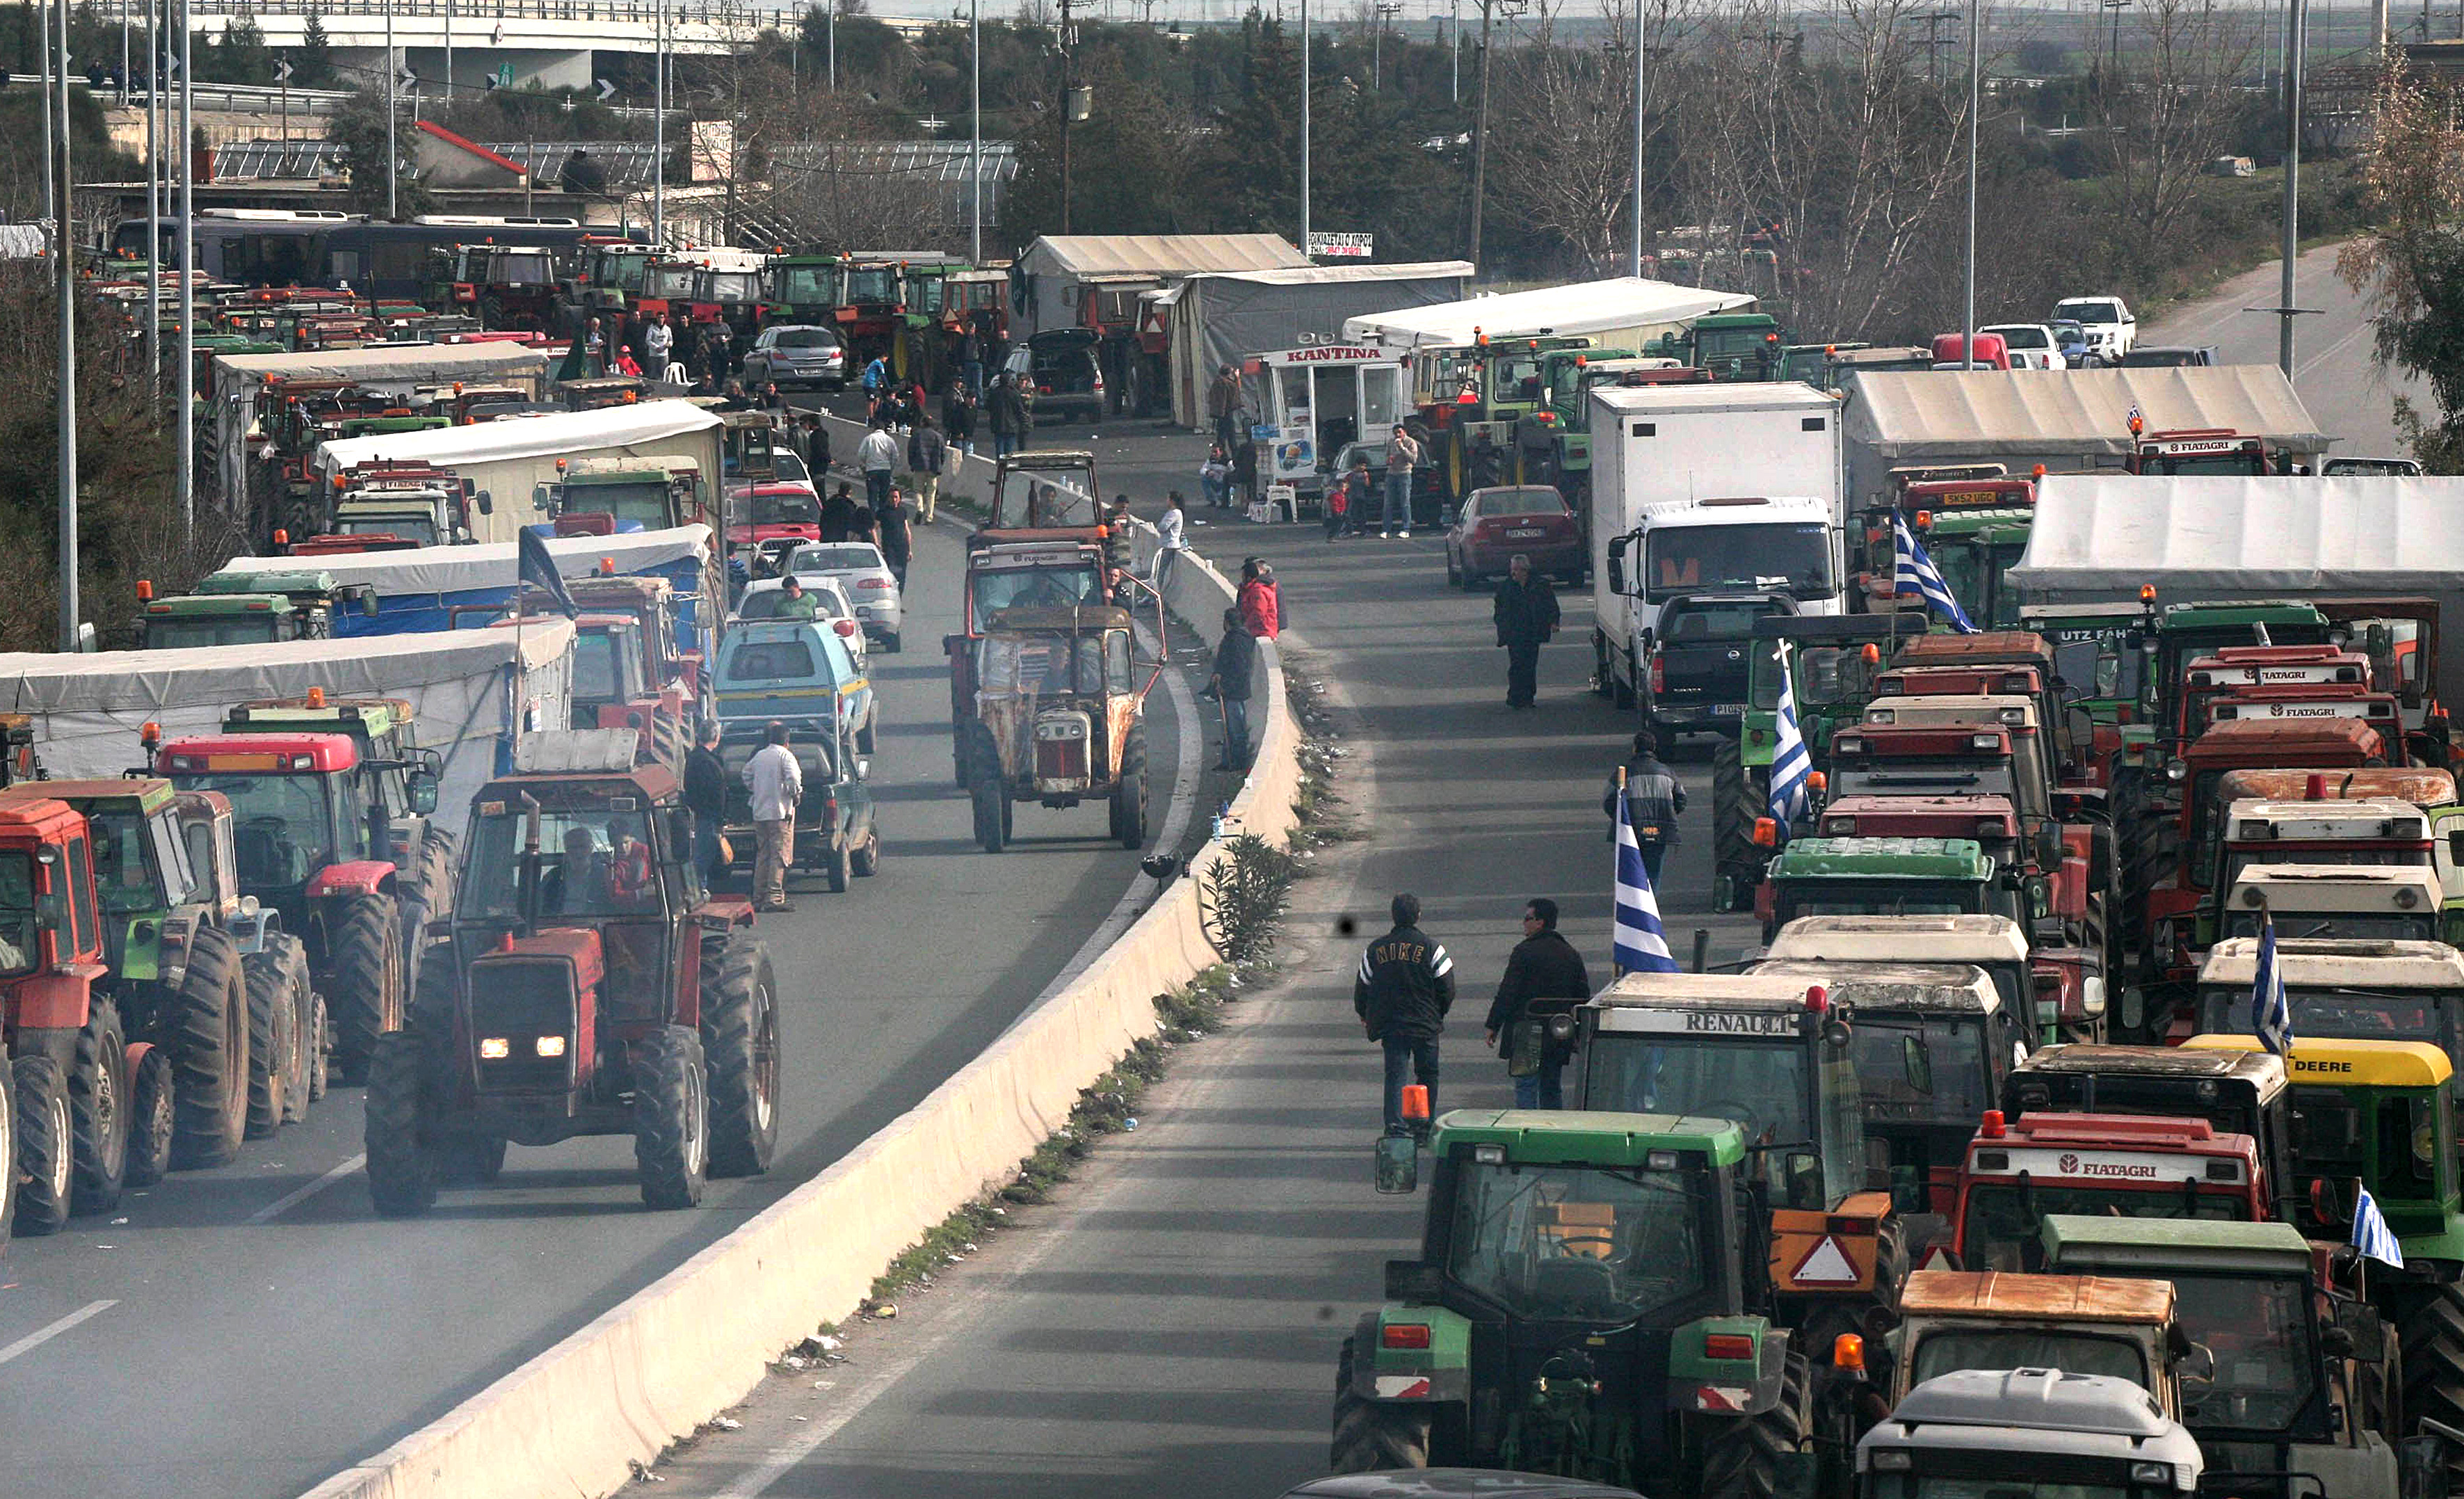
(478, 1036), (510, 1060)
(536, 1035), (567, 1059)
(1871, 1450), (1913, 1473)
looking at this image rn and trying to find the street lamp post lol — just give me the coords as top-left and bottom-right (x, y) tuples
(1963, 0), (1981, 367)
(653, 0), (665, 241)
(55, 0), (80, 650)
(971, 0), (982, 263)
(385, 0), (397, 218)
(147, 0), (161, 380)
(2279, 0), (2308, 375)
(1467, 0), (1524, 269)
(1628, 0), (1645, 277)
(177, 0), (194, 535)
(1300, 0), (1310, 252)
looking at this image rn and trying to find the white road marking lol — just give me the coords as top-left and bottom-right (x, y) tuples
(0, 1300), (115, 1367)
(246, 1153), (366, 1224)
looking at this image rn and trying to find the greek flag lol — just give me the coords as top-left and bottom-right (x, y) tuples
(1893, 513), (1978, 633)
(2250, 915), (2293, 1057)
(1766, 643), (1813, 835)
(2353, 1184), (2406, 1269)
(1613, 776), (1678, 975)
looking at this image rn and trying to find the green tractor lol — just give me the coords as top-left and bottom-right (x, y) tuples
(1340, 1110), (1837, 1497)
(1648, 313), (1789, 383)
(133, 571), (377, 650)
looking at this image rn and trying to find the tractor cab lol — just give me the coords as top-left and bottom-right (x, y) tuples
(959, 603), (1161, 853)
(1887, 1269), (2185, 1417)
(2195, 940), (2464, 1116)
(2001, 1044), (2294, 1221)
(979, 451), (1103, 541)
(1950, 1112), (2266, 1273)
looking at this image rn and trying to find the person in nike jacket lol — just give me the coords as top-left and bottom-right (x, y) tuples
(1353, 892), (1455, 1135)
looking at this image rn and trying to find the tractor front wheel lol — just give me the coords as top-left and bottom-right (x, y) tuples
(634, 1025), (709, 1210)
(972, 773), (1008, 854)
(364, 1029), (442, 1218)
(1711, 737), (1760, 913)
(12, 1055), (74, 1237)
(702, 935), (780, 1178)
(243, 945), (307, 1139)
(1697, 1349), (1815, 1499)
(2401, 1281), (2464, 1491)
(1329, 1336), (1432, 1473)
(168, 927), (248, 1171)
(122, 1045), (173, 1189)
(329, 891), (403, 1084)
(1114, 727), (1149, 850)
(70, 995), (131, 1216)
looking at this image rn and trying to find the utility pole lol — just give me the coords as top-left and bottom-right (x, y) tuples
(2101, 0), (2129, 74)
(1374, 0), (1401, 88)
(1300, 0), (1310, 251)
(1918, 8), (1960, 86)
(1058, 0), (1077, 234)
(443, 0), (451, 113)
(39, 0), (55, 238)
(147, 0), (161, 381)
(1449, 0), (1459, 102)
(2278, 0), (2308, 376)
(54, 0), (80, 650)
(1627, 1), (1648, 277)
(829, 3), (837, 88)
(177, 0), (194, 536)
(653, 0), (665, 241)
(971, 0), (982, 262)
(385, 0), (397, 218)
(1963, 0), (1980, 367)
(1467, 0), (1525, 270)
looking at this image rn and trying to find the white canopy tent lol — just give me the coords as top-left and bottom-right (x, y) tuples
(1340, 277), (1757, 351)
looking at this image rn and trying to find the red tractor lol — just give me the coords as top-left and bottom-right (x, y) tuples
(365, 735), (778, 1214)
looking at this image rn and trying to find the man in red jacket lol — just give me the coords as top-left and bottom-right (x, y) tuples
(1238, 558), (1280, 639)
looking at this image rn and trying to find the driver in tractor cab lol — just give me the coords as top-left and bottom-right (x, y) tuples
(606, 818), (654, 906)
(1012, 570), (1088, 611)
(0, 851), (30, 971)
(542, 827), (606, 916)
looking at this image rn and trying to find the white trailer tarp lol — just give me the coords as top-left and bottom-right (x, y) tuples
(1341, 277), (1756, 351)
(316, 401), (725, 545)
(211, 524), (711, 597)
(1011, 233), (1307, 338)
(0, 623), (574, 828)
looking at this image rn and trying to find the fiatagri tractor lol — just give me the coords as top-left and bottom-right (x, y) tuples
(366, 731), (778, 1215)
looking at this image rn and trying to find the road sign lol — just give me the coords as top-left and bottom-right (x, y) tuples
(398, 65), (417, 89)
(273, 58), (293, 81)
(595, 77), (614, 101)
(495, 62), (514, 88)
(1306, 231), (1374, 259)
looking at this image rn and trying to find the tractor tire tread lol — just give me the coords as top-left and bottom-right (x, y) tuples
(701, 936), (778, 1178)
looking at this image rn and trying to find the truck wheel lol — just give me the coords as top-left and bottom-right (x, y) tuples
(363, 1030), (441, 1218)
(2401, 1283), (2464, 1489)
(0, 1061), (14, 1251)
(12, 1056), (74, 1237)
(634, 1025), (709, 1210)
(826, 837), (852, 893)
(122, 1045), (173, 1189)
(1115, 727), (1149, 849)
(329, 891), (403, 1084)
(857, 708), (879, 757)
(70, 995), (131, 1216)
(701, 936), (779, 1178)
(169, 926), (248, 1171)
(1697, 1349), (1814, 1499)
(243, 952), (300, 1140)
(852, 828), (881, 876)
(1712, 738), (1757, 913)
(1328, 1335), (1431, 1473)
(972, 764), (1008, 854)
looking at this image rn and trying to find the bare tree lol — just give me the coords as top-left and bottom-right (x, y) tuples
(2088, 0), (2258, 272)
(1489, 0), (1693, 274)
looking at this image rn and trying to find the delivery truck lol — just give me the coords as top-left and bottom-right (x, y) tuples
(1589, 381), (1846, 709)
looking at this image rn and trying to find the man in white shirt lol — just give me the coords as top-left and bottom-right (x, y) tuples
(641, 312), (674, 383)
(741, 721), (803, 912)
(857, 419), (902, 514)
(1153, 490), (1188, 595)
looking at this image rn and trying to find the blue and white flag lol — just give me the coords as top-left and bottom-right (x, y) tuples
(516, 525), (579, 619)
(1766, 643), (1813, 836)
(2353, 1184), (2406, 1269)
(1893, 513), (1978, 633)
(2250, 915), (2293, 1057)
(1613, 776), (1678, 975)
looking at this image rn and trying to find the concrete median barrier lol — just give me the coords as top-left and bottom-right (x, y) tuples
(300, 530), (1298, 1499)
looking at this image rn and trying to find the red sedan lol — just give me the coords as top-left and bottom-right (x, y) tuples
(1446, 486), (1584, 590)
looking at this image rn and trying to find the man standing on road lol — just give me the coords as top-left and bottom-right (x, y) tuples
(1604, 729), (1686, 885)
(943, 380), (978, 464)
(684, 720), (729, 892)
(1355, 892), (1455, 1136)
(1208, 363), (1243, 456)
(820, 483), (861, 543)
(797, 412), (830, 479)
(641, 311), (674, 383)
(859, 418), (901, 513)
(1492, 554), (1560, 710)
(1209, 607), (1255, 771)
(879, 488), (914, 586)
(990, 372), (1030, 457)
(1154, 490), (1188, 595)
(1483, 898), (1591, 1109)
(908, 412), (947, 523)
(1383, 423), (1421, 538)
(743, 721), (802, 913)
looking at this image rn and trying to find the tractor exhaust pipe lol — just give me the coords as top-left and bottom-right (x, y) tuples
(515, 790), (542, 936)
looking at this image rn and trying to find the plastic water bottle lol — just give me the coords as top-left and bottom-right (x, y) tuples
(1210, 801), (1228, 840)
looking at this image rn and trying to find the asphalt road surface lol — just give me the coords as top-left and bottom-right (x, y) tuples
(2143, 241), (2428, 460)
(650, 419), (1761, 1498)
(0, 518), (1192, 1499)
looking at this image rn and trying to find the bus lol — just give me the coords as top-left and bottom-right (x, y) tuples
(108, 210), (643, 302)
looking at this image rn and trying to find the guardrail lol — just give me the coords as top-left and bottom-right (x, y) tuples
(0, 73), (351, 113)
(191, 0), (820, 29)
(299, 423), (1303, 1499)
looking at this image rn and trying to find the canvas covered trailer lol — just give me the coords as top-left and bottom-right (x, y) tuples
(1154, 261), (1472, 428)
(1008, 233), (1310, 340)
(1339, 275), (1757, 353)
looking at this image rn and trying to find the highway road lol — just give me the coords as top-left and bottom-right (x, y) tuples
(0, 518), (1198, 1499)
(650, 424), (1762, 1498)
(2145, 241), (2429, 460)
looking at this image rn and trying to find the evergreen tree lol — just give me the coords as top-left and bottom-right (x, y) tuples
(296, 9), (335, 90)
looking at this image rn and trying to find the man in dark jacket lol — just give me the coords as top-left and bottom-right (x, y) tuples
(1492, 555), (1561, 710)
(1604, 729), (1686, 885)
(1482, 897), (1592, 1109)
(819, 483), (862, 543)
(1209, 607), (1256, 771)
(1354, 892), (1456, 1135)
(683, 720), (730, 890)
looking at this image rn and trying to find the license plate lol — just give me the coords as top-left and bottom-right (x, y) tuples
(1712, 703), (1746, 716)
(1506, 528), (1545, 539)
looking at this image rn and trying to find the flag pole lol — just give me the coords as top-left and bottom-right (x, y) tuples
(1612, 765), (1629, 979)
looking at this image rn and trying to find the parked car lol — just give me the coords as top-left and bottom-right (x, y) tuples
(1006, 328), (1106, 423)
(743, 325), (847, 390)
(1979, 323), (2067, 371)
(1930, 331), (2011, 369)
(711, 620), (880, 890)
(2116, 344), (2216, 368)
(1446, 485), (1584, 589)
(1644, 591), (1796, 738)
(732, 575), (872, 667)
(2051, 294), (2136, 359)
(781, 540), (904, 651)
(2324, 456), (2426, 476)
(2050, 319), (2095, 367)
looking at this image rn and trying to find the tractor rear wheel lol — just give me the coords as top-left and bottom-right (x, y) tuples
(122, 1045), (173, 1189)
(1712, 737), (1758, 912)
(1114, 728), (1149, 850)
(702, 935), (780, 1178)
(70, 995), (130, 1216)
(12, 1055), (73, 1237)
(329, 891), (403, 1084)
(243, 952), (300, 1140)
(0, 1061), (14, 1251)
(1697, 1349), (1814, 1499)
(364, 1029), (441, 1218)
(634, 1025), (709, 1210)
(1328, 1336), (1431, 1473)
(168, 926), (248, 1171)
(401, 827), (456, 1000)
(2401, 1281), (2464, 1491)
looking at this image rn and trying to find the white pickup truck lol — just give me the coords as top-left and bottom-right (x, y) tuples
(2051, 294), (2136, 360)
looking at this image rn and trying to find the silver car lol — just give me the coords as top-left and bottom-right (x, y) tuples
(746, 325), (848, 391)
(784, 540), (903, 652)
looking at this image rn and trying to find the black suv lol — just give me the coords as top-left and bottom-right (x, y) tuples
(1006, 328), (1107, 424)
(1643, 591), (1796, 738)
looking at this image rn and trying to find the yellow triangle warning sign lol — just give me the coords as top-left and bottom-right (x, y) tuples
(1791, 1235), (1860, 1285)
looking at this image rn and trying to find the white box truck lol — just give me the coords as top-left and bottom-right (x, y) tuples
(1588, 381), (1846, 708)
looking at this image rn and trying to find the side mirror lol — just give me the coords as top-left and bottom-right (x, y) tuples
(1374, 1135), (1419, 1194)
(2119, 985), (2146, 1034)
(405, 771), (439, 816)
(856, 759), (871, 781)
(1902, 1032), (1933, 1096)
(476, 489), (494, 515)
(1782, 1150), (1825, 1211)
(1383, 1258), (1443, 1301)
(1605, 534), (1629, 597)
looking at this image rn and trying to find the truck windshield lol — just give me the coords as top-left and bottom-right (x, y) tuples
(1961, 1183), (2250, 1271)
(460, 810), (657, 919)
(974, 566), (1103, 618)
(179, 774), (339, 885)
(1871, 1480), (2133, 1499)
(2197, 985), (2464, 1069)
(704, 271), (760, 302)
(1855, 1016), (1994, 1123)
(1927, 540), (2028, 630)
(1908, 1329), (2147, 1390)
(979, 634), (1104, 696)
(340, 515), (439, 545)
(0, 852), (36, 977)
(647, 265), (698, 298)
(1776, 882), (1983, 923)
(749, 491), (820, 527)
(774, 266), (835, 304)
(845, 268), (897, 303)
(1444, 1162), (1711, 1323)
(84, 805), (191, 913)
(1645, 522), (1833, 603)
(143, 615), (282, 649)
(599, 252), (649, 291)
(486, 254), (552, 286)
(567, 481), (674, 528)
(2169, 1273), (2319, 1436)
(993, 474), (1099, 529)
(571, 629), (642, 707)
(1585, 1034), (1810, 1148)
(2219, 909), (2438, 943)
